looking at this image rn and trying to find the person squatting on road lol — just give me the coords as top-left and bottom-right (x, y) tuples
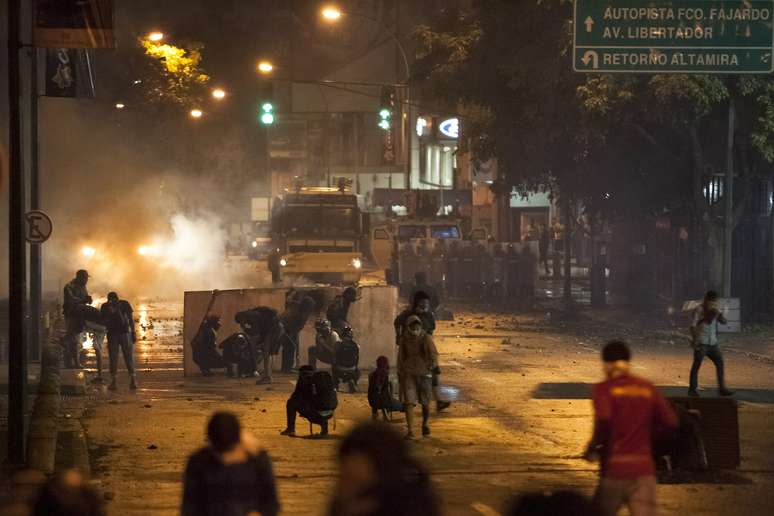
(394, 291), (450, 412)
(584, 340), (678, 516)
(182, 412), (279, 516)
(234, 306), (284, 385)
(688, 290), (734, 397)
(99, 292), (137, 391)
(62, 269), (93, 369)
(397, 315), (439, 440)
(191, 315), (225, 376)
(281, 365), (338, 437)
(279, 294), (316, 373)
(327, 422), (440, 516)
(332, 324), (361, 393)
(308, 319), (341, 370)
(368, 355), (402, 421)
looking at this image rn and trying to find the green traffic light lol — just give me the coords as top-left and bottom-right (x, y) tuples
(261, 112), (275, 125)
(379, 108), (391, 119)
(378, 119), (390, 130)
(261, 102), (274, 113)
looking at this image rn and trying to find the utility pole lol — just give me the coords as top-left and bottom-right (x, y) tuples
(722, 96), (735, 298)
(8, 0), (28, 464)
(30, 47), (42, 363)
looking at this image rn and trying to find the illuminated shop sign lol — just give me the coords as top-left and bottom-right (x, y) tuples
(438, 118), (459, 139)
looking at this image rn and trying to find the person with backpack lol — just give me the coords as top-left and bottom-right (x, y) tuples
(398, 315), (439, 439)
(182, 412), (279, 516)
(368, 356), (402, 420)
(584, 340), (678, 516)
(688, 290), (734, 397)
(332, 324), (360, 393)
(99, 292), (137, 391)
(281, 365), (337, 437)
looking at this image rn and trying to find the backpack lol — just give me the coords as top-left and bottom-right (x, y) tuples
(311, 370), (338, 412)
(335, 340), (360, 369)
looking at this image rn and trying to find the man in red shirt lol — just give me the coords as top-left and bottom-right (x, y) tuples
(584, 340), (678, 516)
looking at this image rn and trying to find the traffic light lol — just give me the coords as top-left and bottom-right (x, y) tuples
(260, 102), (274, 125)
(378, 85), (395, 131)
(259, 81), (275, 125)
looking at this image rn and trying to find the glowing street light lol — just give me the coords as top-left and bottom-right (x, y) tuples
(189, 108), (203, 119)
(212, 88), (226, 100)
(115, 103), (126, 109)
(81, 246), (96, 258)
(321, 6), (342, 21)
(147, 31), (164, 42)
(257, 61), (274, 74)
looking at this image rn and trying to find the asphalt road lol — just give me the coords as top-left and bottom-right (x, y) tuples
(80, 302), (774, 515)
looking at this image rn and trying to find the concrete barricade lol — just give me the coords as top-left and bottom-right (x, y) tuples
(183, 285), (398, 377)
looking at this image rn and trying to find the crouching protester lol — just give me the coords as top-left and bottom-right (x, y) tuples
(332, 324), (360, 393)
(398, 315), (439, 439)
(368, 356), (402, 420)
(584, 340), (678, 516)
(281, 366), (338, 437)
(182, 412), (279, 516)
(191, 315), (225, 376)
(308, 319), (341, 370)
(328, 422), (440, 516)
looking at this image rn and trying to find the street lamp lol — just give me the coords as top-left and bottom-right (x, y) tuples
(115, 103), (125, 109)
(321, 6), (342, 20)
(320, 5), (412, 188)
(189, 108), (203, 119)
(257, 60), (274, 74)
(147, 31), (164, 42)
(212, 88), (226, 100)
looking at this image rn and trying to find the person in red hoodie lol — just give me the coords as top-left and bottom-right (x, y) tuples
(584, 340), (678, 516)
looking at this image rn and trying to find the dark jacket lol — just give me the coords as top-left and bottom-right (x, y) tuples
(181, 447), (279, 516)
(99, 300), (134, 336)
(326, 296), (353, 329)
(408, 284), (440, 312)
(63, 279), (90, 317)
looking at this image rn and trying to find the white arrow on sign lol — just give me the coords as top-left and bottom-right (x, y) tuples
(585, 16), (594, 32)
(581, 50), (599, 69)
(762, 52), (771, 63)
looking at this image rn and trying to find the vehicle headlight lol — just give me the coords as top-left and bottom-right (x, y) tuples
(280, 258), (287, 267)
(351, 258), (362, 269)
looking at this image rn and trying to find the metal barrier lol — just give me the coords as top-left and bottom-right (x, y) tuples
(395, 240), (539, 300)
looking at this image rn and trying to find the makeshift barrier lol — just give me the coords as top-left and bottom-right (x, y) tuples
(183, 285), (398, 377)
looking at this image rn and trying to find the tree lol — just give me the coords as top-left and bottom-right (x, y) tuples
(415, 0), (774, 310)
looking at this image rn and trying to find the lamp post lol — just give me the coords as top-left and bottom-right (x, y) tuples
(321, 6), (412, 191)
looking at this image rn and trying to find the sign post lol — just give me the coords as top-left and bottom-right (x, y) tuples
(574, 0), (774, 74)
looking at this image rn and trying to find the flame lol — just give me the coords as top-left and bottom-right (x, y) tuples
(82, 333), (94, 350)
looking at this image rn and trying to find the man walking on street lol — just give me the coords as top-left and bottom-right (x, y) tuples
(688, 290), (734, 397)
(100, 292), (137, 391)
(62, 269), (93, 369)
(584, 340), (678, 516)
(397, 315), (439, 439)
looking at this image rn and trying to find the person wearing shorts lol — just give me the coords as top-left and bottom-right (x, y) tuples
(397, 315), (439, 440)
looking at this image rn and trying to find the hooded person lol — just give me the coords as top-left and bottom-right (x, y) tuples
(368, 356), (402, 420)
(397, 315), (439, 439)
(394, 291), (450, 412)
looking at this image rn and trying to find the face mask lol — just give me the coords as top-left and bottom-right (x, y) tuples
(408, 326), (422, 337)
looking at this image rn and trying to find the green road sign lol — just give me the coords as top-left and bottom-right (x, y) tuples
(574, 0), (774, 73)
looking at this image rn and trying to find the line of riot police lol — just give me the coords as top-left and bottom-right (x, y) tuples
(393, 240), (539, 301)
